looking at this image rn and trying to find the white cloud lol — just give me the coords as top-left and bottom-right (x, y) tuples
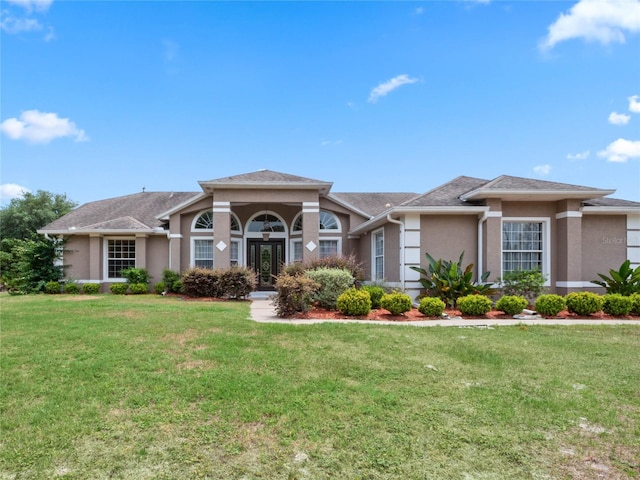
(1, 110), (89, 144)
(540, 0), (640, 50)
(533, 164), (552, 175)
(567, 150), (590, 160)
(0, 183), (30, 202)
(5, 0), (53, 13)
(368, 74), (419, 103)
(608, 111), (631, 125)
(629, 94), (640, 113)
(0, 13), (42, 34)
(597, 138), (640, 162)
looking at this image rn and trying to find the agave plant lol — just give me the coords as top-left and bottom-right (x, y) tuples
(410, 251), (495, 308)
(591, 260), (640, 296)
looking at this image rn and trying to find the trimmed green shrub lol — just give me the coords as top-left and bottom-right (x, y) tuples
(306, 268), (354, 310)
(63, 283), (80, 294)
(630, 293), (640, 315)
(82, 283), (100, 294)
(495, 295), (528, 316)
(154, 282), (166, 294)
(306, 255), (364, 282)
(602, 293), (633, 316)
(337, 288), (371, 316)
(535, 294), (566, 316)
(273, 272), (320, 317)
(120, 267), (150, 286)
(457, 294), (492, 316)
(418, 297), (446, 317)
(181, 268), (224, 298)
(380, 292), (413, 316)
(565, 292), (604, 316)
(498, 269), (546, 304)
(162, 269), (182, 293)
(45, 281), (61, 294)
(110, 283), (128, 295)
(220, 266), (256, 299)
(360, 285), (385, 309)
(129, 283), (149, 295)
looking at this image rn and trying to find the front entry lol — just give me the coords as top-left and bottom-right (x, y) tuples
(248, 239), (285, 290)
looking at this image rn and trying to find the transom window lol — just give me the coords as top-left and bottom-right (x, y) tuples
(292, 210), (340, 232)
(107, 239), (135, 278)
(193, 210), (241, 232)
(248, 213), (286, 232)
(502, 221), (544, 273)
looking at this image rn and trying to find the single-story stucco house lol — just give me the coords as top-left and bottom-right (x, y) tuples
(39, 169), (640, 300)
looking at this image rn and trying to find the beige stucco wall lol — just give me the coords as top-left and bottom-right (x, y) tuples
(146, 235), (170, 285)
(420, 215), (479, 277)
(63, 235), (91, 281)
(582, 215), (627, 287)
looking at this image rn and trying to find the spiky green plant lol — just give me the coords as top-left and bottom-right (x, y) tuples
(591, 260), (640, 295)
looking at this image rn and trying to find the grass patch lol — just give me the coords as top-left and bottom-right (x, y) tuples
(1, 294), (639, 479)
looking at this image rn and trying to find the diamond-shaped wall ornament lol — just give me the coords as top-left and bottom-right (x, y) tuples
(306, 241), (317, 252)
(216, 241), (227, 251)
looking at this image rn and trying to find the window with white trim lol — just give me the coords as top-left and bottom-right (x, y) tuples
(502, 220), (545, 273)
(230, 240), (240, 267)
(192, 210), (241, 233)
(319, 239), (339, 259)
(373, 230), (384, 280)
(292, 240), (303, 262)
(291, 210), (341, 232)
(107, 239), (136, 278)
(193, 239), (214, 268)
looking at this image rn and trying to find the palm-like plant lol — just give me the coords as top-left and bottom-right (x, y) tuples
(591, 260), (640, 295)
(410, 252), (495, 308)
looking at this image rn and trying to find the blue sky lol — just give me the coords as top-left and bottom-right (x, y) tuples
(2, 0), (639, 206)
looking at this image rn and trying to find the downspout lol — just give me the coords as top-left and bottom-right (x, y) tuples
(386, 214), (404, 290)
(477, 211), (488, 281)
(166, 231), (172, 271)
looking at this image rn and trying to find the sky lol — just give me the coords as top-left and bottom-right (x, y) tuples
(1, 0), (640, 207)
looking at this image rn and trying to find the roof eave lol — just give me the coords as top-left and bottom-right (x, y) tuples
(199, 181), (333, 195)
(37, 228), (165, 236)
(324, 193), (373, 219)
(348, 206), (489, 237)
(156, 192), (208, 220)
(459, 189), (616, 202)
(581, 206), (640, 215)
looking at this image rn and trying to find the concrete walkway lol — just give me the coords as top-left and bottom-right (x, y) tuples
(248, 297), (640, 327)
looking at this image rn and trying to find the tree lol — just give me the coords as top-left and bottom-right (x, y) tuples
(0, 190), (76, 293)
(0, 190), (77, 241)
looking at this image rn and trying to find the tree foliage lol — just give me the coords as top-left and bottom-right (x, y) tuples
(0, 190), (77, 241)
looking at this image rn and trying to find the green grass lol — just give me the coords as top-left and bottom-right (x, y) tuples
(1, 294), (639, 479)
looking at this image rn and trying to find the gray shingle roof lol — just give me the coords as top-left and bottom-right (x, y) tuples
(40, 191), (198, 232)
(330, 192), (419, 216)
(202, 169), (329, 185)
(400, 176), (488, 207)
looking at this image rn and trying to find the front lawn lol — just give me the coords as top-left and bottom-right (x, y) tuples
(1, 294), (639, 479)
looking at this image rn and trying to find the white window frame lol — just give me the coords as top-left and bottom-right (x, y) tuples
(290, 239), (303, 262)
(230, 239), (242, 267)
(191, 236), (214, 269)
(372, 229), (384, 281)
(501, 217), (550, 284)
(105, 237), (136, 280)
(291, 210), (342, 233)
(191, 209), (241, 233)
(319, 237), (342, 259)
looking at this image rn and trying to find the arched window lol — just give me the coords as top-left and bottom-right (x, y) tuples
(192, 210), (241, 232)
(291, 210), (341, 232)
(247, 212), (286, 233)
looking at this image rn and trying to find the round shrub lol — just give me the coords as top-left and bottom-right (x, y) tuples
(418, 297), (446, 317)
(110, 283), (128, 295)
(535, 294), (566, 316)
(495, 295), (528, 316)
(456, 294), (492, 316)
(337, 288), (371, 316)
(82, 283), (100, 294)
(602, 293), (633, 316)
(565, 292), (604, 316)
(305, 268), (354, 310)
(154, 281), (166, 294)
(630, 293), (640, 315)
(360, 285), (385, 309)
(45, 281), (61, 294)
(172, 280), (183, 294)
(380, 292), (413, 315)
(129, 283), (149, 295)
(63, 283), (80, 294)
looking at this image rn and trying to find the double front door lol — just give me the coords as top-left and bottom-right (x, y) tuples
(248, 239), (284, 290)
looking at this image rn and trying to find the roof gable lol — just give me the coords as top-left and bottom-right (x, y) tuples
(199, 169), (333, 194)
